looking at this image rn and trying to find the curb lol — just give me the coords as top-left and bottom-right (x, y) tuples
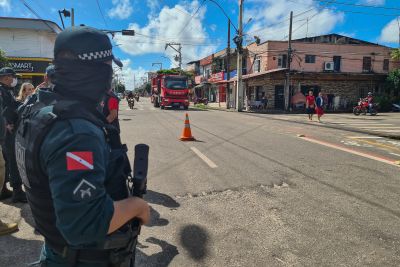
(206, 107), (400, 141)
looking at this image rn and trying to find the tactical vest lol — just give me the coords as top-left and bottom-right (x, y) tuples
(15, 90), (131, 252)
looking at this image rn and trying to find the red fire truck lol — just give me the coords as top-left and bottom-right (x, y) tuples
(151, 74), (190, 109)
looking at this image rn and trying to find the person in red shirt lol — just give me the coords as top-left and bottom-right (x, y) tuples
(306, 90), (316, 121)
(102, 89), (120, 131)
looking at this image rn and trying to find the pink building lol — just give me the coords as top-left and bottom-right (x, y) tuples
(244, 34), (398, 110)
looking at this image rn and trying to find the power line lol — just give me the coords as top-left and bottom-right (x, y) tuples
(176, 0), (207, 38)
(95, 0), (108, 27)
(19, 0), (55, 32)
(315, 0), (400, 11)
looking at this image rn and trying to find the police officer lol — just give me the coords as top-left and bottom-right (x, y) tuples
(15, 26), (150, 266)
(0, 67), (26, 203)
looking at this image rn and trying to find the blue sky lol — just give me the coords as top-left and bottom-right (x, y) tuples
(0, 0), (399, 89)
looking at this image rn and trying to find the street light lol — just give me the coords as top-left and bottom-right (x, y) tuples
(58, 9), (71, 29)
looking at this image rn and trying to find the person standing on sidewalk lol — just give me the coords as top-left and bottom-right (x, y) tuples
(315, 92), (325, 123)
(306, 90), (316, 121)
(0, 70), (18, 235)
(0, 67), (26, 203)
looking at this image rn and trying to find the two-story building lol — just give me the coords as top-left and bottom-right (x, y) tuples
(0, 17), (62, 87)
(245, 34), (397, 110)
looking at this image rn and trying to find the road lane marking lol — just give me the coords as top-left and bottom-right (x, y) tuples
(390, 153), (400, 157)
(356, 139), (400, 152)
(190, 147), (217, 168)
(300, 136), (400, 168)
(347, 136), (383, 139)
(371, 129), (400, 133)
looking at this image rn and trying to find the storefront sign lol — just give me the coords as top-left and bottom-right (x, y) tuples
(8, 58), (51, 74)
(209, 72), (224, 82)
(224, 70), (237, 80)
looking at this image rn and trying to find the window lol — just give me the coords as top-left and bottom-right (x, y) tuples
(383, 59), (389, 71)
(253, 56), (261, 73)
(333, 56), (341, 71)
(278, 54), (287, 68)
(305, 55), (316, 63)
(363, 57), (372, 72)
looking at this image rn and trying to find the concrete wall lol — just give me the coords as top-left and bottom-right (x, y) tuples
(0, 28), (56, 58)
(247, 41), (396, 74)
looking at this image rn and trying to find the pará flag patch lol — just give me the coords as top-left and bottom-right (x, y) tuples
(66, 152), (94, 171)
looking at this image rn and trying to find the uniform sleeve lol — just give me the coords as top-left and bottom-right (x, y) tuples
(108, 97), (119, 111)
(41, 128), (114, 246)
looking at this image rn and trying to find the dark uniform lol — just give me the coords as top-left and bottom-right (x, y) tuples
(0, 67), (26, 202)
(15, 27), (137, 267)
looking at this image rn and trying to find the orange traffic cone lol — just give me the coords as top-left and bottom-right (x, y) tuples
(180, 113), (195, 141)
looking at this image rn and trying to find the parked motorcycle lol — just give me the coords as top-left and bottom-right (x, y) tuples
(127, 98), (135, 109)
(353, 98), (377, 116)
(194, 97), (208, 105)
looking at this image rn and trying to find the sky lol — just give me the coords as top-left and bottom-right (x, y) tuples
(0, 0), (399, 90)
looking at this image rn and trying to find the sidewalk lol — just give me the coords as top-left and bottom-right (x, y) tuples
(197, 103), (400, 139)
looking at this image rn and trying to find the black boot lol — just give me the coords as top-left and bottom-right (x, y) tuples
(12, 187), (27, 203)
(0, 186), (13, 200)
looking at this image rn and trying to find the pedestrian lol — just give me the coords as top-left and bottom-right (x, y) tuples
(36, 64), (55, 91)
(315, 91), (324, 122)
(16, 82), (34, 103)
(15, 26), (150, 266)
(306, 90), (316, 121)
(0, 69), (18, 234)
(261, 93), (268, 109)
(0, 67), (26, 203)
(102, 88), (120, 132)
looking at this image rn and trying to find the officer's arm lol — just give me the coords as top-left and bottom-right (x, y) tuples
(42, 130), (115, 246)
(106, 109), (118, 123)
(108, 197), (150, 234)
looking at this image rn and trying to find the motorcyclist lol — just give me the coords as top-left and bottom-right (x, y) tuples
(126, 91), (134, 108)
(366, 92), (374, 113)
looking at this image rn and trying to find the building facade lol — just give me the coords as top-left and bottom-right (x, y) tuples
(0, 17), (62, 87)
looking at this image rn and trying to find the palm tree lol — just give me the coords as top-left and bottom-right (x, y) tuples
(391, 48), (400, 60)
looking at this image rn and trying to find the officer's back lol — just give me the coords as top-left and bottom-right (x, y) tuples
(16, 26), (150, 267)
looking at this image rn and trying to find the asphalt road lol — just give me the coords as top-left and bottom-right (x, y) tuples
(1, 97), (400, 267)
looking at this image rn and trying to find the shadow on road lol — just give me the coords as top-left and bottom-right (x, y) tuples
(179, 224), (210, 261)
(145, 190), (180, 209)
(148, 206), (169, 227)
(136, 237), (179, 267)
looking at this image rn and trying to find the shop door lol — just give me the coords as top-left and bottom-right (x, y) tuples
(274, 85), (285, 110)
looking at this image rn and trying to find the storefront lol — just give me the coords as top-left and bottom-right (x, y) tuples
(8, 57), (52, 87)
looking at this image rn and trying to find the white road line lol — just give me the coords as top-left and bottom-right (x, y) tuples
(390, 153), (400, 157)
(371, 129), (400, 133)
(190, 147), (218, 169)
(350, 124), (393, 126)
(358, 126), (400, 129)
(347, 136), (383, 139)
(300, 136), (400, 168)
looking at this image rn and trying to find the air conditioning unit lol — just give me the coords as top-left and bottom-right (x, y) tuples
(324, 62), (334, 71)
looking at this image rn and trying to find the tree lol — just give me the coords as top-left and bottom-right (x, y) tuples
(391, 48), (400, 60)
(0, 49), (9, 68)
(115, 82), (126, 94)
(387, 69), (400, 95)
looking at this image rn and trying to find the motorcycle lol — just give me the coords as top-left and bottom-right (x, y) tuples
(194, 97), (208, 105)
(353, 98), (377, 116)
(135, 95), (140, 102)
(127, 97), (135, 109)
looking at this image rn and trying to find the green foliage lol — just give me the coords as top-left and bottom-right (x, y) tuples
(387, 69), (400, 93)
(0, 49), (9, 68)
(115, 83), (126, 94)
(156, 69), (194, 77)
(391, 49), (400, 60)
(375, 95), (392, 112)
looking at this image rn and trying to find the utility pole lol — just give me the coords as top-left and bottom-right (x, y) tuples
(71, 8), (75, 26)
(285, 11), (293, 111)
(397, 17), (400, 48)
(133, 74), (136, 91)
(165, 43), (182, 70)
(226, 19), (231, 109)
(235, 0), (244, 112)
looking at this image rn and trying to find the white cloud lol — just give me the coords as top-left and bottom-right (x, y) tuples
(358, 0), (385, 5)
(245, 0), (345, 41)
(115, 1), (218, 68)
(115, 59), (148, 91)
(147, 0), (159, 11)
(0, 0), (11, 13)
(379, 18), (399, 44)
(108, 0), (133, 20)
(210, 24), (217, 32)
